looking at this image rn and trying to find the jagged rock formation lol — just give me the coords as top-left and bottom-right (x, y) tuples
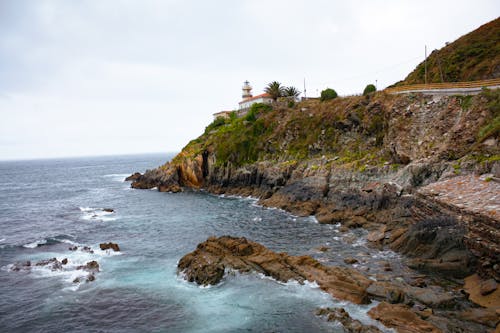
(178, 236), (372, 304)
(179, 236), (495, 333)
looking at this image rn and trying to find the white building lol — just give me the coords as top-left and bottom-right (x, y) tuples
(238, 81), (273, 113)
(213, 81), (273, 120)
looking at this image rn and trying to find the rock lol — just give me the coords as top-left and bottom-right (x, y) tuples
(125, 172), (142, 181)
(390, 217), (474, 278)
(99, 242), (120, 252)
(82, 246), (94, 254)
(178, 236), (372, 304)
(77, 260), (100, 273)
(69, 246), (78, 251)
(316, 246), (329, 252)
(405, 286), (456, 309)
(86, 274), (96, 282)
(464, 274), (500, 309)
(367, 225), (386, 243)
(368, 302), (441, 333)
(10, 261), (31, 272)
(316, 307), (382, 333)
(61, 258), (68, 265)
(35, 258), (62, 271)
(344, 257), (358, 265)
(480, 278), (497, 296)
(458, 308), (499, 328)
(379, 261), (392, 271)
(73, 277), (80, 283)
(102, 208), (114, 213)
(158, 184), (182, 193)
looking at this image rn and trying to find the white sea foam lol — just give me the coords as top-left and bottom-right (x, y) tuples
(79, 207), (117, 222)
(252, 217), (262, 222)
(102, 173), (130, 182)
(23, 239), (47, 248)
(0, 238), (5, 243)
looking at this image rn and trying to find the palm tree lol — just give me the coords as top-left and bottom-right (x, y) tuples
(283, 86), (301, 98)
(264, 81), (284, 101)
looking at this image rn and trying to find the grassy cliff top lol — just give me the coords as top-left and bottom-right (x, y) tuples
(171, 89), (499, 171)
(394, 17), (500, 85)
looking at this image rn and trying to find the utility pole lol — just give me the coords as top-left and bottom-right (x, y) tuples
(424, 45), (428, 85)
(375, 79), (378, 90)
(303, 78), (307, 99)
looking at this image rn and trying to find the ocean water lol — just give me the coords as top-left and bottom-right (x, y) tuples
(0, 153), (396, 333)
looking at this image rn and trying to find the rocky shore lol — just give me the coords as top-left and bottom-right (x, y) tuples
(178, 236), (498, 332)
(128, 90), (500, 332)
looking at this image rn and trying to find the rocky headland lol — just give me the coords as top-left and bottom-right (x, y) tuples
(128, 20), (500, 333)
(129, 89), (500, 332)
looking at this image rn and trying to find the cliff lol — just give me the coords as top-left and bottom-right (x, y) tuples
(131, 88), (499, 280)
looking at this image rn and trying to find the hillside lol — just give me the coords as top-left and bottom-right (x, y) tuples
(394, 17), (500, 85)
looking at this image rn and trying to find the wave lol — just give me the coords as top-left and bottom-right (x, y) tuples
(22, 235), (78, 249)
(79, 207), (117, 222)
(102, 173), (130, 182)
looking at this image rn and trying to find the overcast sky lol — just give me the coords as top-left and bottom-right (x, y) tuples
(0, 1), (498, 160)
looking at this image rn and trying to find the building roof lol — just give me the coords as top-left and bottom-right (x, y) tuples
(213, 110), (233, 116)
(238, 93), (272, 104)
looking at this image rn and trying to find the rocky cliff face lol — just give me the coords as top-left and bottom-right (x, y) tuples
(131, 90), (499, 280)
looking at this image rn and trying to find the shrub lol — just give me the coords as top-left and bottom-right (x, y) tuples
(363, 84), (376, 95)
(245, 102), (272, 122)
(320, 88), (338, 101)
(205, 116), (226, 133)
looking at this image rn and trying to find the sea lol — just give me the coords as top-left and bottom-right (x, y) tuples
(0, 153), (398, 332)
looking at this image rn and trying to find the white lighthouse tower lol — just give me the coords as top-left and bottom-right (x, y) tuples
(242, 80), (253, 99)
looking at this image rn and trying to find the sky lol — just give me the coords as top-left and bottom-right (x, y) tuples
(0, 1), (498, 160)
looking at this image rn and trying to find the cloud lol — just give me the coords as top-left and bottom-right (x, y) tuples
(0, 0), (498, 159)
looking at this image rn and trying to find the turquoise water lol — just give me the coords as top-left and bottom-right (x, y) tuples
(0, 154), (391, 332)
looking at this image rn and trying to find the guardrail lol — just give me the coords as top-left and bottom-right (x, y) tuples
(385, 78), (500, 94)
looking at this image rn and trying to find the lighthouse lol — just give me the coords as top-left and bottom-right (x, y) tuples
(242, 80), (253, 99)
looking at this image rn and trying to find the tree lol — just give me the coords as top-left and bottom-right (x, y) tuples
(363, 84), (376, 95)
(264, 81), (285, 101)
(283, 86), (301, 98)
(320, 88), (338, 101)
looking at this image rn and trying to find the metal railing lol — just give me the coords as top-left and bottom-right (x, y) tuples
(385, 78), (500, 94)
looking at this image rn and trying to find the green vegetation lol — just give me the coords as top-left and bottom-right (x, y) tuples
(264, 81), (285, 101)
(477, 88), (500, 142)
(283, 86), (301, 98)
(394, 17), (500, 85)
(204, 116), (227, 134)
(363, 84), (376, 95)
(320, 88), (338, 101)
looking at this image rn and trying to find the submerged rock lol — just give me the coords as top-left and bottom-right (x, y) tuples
(10, 261), (31, 272)
(99, 242), (120, 252)
(178, 236), (372, 304)
(344, 257), (359, 265)
(77, 260), (100, 273)
(35, 258), (63, 271)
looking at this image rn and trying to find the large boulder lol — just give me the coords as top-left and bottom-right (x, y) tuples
(390, 216), (475, 278)
(99, 242), (120, 252)
(178, 236), (372, 304)
(368, 302), (441, 333)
